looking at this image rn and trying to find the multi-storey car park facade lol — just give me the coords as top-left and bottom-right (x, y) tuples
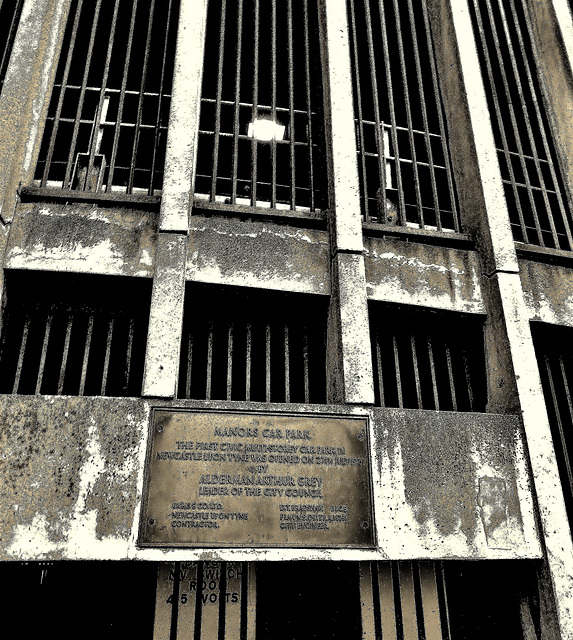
(1, 0), (573, 637)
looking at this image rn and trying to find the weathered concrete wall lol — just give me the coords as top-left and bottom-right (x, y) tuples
(364, 236), (485, 313)
(0, 396), (540, 562)
(0, 395), (150, 560)
(520, 258), (573, 327)
(4, 202), (157, 277)
(187, 215), (330, 295)
(371, 408), (540, 559)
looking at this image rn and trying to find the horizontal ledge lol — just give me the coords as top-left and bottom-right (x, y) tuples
(362, 221), (474, 249)
(18, 186), (161, 211)
(192, 199), (327, 227)
(515, 241), (573, 266)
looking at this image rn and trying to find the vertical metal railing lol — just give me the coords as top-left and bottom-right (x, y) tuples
(533, 323), (573, 527)
(370, 305), (486, 411)
(0, 274), (150, 397)
(0, 0), (25, 94)
(360, 561), (452, 640)
(347, 0), (460, 231)
(178, 287), (327, 404)
(469, 0), (573, 250)
(34, 0), (179, 196)
(194, 0), (326, 213)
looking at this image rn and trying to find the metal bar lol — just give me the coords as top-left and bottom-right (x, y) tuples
(427, 336), (440, 410)
(185, 333), (193, 399)
(63, 0), (104, 188)
(35, 313), (53, 395)
(231, 0), (244, 205)
(79, 314), (94, 396)
(398, 561), (420, 640)
(391, 0), (424, 225)
(302, 0), (315, 211)
(123, 316), (135, 395)
(41, 0), (85, 186)
(106, 0), (140, 191)
(378, 0), (406, 223)
(100, 316), (114, 396)
(420, 0), (460, 231)
(363, 0), (388, 220)
(128, 0), (157, 193)
(358, 563), (376, 639)
(284, 324), (290, 403)
(445, 344), (457, 411)
(227, 323), (234, 401)
(270, 0), (277, 208)
(12, 313), (30, 394)
(375, 331), (385, 407)
(245, 323), (252, 401)
(150, 0), (175, 194)
(57, 314), (74, 395)
(348, 0), (371, 219)
(0, 0), (24, 89)
(250, 0), (259, 206)
(287, 0), (296, 209)
(265, 323), (271, 402)
(210, 0), (227, 202)
(545, 354), (573, 493)
(405, 0), (442, 229)
(393, 335), (403, 408)
(85, 0), (121, 191)
(418, 562), (444, 640)
(206, 320), (214, 400)
(411, 334), (423, 408)
(377, 562), (398, 639)
(303, 326), (310, 403)
(462, 352), (475, 410)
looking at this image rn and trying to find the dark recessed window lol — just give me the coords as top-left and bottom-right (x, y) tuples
(34, 0), (179, 196)
(178, 284), (328, 404)
(0, 0), (24, 94)
(369, 304), (487, 411)
(348, 0), (461, 231)
(194, 0), (327, 215)
(532, 322), (573, 528)
(469, 0), (573, 250)
(0, 271), (151, 397)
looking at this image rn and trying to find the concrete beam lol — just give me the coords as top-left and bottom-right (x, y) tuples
(142, 234), (187, 398)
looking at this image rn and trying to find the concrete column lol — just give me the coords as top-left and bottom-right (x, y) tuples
(430, 0), (573, 635)
(320, 0), (374, 405)
(142, 0), (208, 398)
(0, 0), (72, 223)
(159, 0), (208, 232)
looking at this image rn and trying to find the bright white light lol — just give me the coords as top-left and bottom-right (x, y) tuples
(247, 118), (286, 141)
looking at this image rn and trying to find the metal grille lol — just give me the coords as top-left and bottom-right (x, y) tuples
(362, 560), (541, 639)
(0, 271), (150, 397)
(34, 0), (179, 196)
(370, 305), (487, 411)
(470, 0), (573, 250)
(533, 323), (573, 527)
(178, 285), (327, 403)
(347, 0), (460, 231)
(193, 0), (327, 214)
(0, 0), (24, 94)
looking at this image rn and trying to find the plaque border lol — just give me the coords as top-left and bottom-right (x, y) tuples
(138, 406), (376, 549)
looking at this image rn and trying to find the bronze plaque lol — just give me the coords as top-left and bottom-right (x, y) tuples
(139, 409), (374, 548)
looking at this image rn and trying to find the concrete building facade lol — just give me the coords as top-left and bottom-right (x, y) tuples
(1, 0), (573, 637)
